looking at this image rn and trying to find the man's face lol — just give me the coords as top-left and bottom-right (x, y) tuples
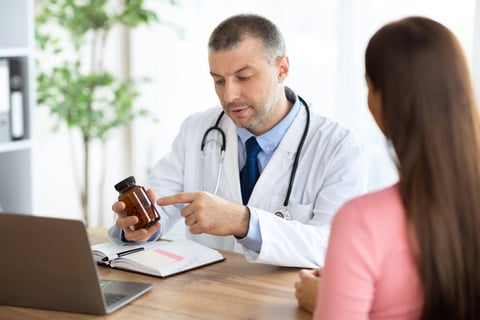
(208, 36), (287, 135)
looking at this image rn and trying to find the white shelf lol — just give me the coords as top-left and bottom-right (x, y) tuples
(0, 48), (30, 58)
(0, 0), (30, 49)
(0, 139), (31, 153)
(0, 0), (33, 214)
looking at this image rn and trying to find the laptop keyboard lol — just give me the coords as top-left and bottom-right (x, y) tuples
(105, 293), (128, 306)
(100, 280), (127, 306)
(100, 280), (111, 288)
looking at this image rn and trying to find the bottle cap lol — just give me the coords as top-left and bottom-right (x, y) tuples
(114, 176), (136, 192)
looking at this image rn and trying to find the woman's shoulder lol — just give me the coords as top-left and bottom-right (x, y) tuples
(330, 184), (410, 267)
(351, 184), (401, 209)
(334, 184), (405, 231)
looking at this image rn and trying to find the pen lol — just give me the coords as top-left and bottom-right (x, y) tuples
(117, 247), (145, 257)
(101, 247), (145, 262)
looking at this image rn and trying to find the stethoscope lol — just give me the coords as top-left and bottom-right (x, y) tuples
(200, 96), (310, 220)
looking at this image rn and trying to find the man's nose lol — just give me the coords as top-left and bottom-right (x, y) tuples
(223, 80), (241, 103)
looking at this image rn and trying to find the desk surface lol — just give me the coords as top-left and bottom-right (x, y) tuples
(0, 227), (310, 320)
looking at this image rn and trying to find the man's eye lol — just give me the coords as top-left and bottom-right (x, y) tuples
(238, 76), (251, 81)
(214, 79), (225, 85)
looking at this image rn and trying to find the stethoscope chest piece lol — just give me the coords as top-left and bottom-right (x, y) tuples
(274, 207), (292, 220)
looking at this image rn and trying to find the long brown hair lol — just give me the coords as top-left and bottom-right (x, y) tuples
(366, 16), (480, 319)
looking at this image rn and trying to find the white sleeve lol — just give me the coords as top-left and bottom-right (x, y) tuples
(242, 208), (331, 268)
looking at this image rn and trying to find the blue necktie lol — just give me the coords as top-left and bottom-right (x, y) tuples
(240, 137), (262, 204)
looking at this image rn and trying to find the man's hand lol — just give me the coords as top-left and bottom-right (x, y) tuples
(157, 191), (250, 237)
(112, 188), (161, 243)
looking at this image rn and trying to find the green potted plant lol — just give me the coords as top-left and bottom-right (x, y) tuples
(35, 0), (179, 226)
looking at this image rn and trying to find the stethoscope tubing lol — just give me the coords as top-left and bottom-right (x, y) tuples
(283, 96), (310, 207)
(201, 95), (310, 213)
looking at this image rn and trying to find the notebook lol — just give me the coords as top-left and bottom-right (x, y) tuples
(0, 213), (153, 315)
(92, 238), (225, 278)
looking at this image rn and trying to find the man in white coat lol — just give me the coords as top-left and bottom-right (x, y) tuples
(109, 14), (367, 268)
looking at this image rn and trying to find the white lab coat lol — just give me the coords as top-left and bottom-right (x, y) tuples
(110, 101), (367, 268)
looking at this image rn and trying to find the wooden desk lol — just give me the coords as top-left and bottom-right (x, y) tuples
(0, 228), (310, 320)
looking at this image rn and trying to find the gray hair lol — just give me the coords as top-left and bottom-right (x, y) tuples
(208, 14), (286, 64)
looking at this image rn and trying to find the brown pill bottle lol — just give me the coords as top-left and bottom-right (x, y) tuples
(114, 176), (160, 230)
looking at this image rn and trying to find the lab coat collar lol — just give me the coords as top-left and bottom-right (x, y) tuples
(249, 103), (308, 203)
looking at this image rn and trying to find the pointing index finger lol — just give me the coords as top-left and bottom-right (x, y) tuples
(157, 192), (197, 206)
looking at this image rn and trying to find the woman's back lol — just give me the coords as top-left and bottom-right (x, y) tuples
(315, 185), (423, 319)
(296, 16), (480, 319)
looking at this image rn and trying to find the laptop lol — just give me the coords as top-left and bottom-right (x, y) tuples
(0, 213), (153, 315)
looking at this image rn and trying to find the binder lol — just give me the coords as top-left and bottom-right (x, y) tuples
(8, 58), (25, 140)
(0, 59), (10, 143)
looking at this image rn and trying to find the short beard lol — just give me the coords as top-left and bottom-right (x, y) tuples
(225, 96), (276, 130)
(244, 105), (272, 129)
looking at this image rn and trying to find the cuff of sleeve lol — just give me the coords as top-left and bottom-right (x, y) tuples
(148, 229), (161, 242)
(235, 206), (262, 253)
(119, 228), (161, 244)
(120, 229), (132, 243)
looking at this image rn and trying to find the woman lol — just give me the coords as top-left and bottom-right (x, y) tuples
(295, 16), (480, 319)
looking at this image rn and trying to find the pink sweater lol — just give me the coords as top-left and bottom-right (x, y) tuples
(314, 185), (423, 319)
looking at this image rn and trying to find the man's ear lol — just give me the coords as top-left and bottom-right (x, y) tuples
(276, 56), (289, 82)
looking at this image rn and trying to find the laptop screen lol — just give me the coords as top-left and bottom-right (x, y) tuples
(0, 213), (152, 315)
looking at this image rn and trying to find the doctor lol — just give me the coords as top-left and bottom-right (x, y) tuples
(109, 13), (367, 268)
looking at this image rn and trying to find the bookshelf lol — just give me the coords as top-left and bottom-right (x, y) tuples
(0, 0), (34, 214)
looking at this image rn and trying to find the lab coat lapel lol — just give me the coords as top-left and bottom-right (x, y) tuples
(221, 117), (243, 203)
(249, 107), (307, 205)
